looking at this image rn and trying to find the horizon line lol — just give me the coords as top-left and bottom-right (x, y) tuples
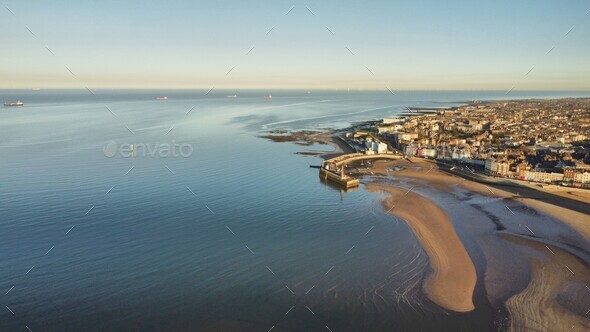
(2, 87), (590, 92)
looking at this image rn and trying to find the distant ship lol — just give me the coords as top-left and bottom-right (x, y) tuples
(226, 95), (237, 98)
(32, 87), (41, 91)
(156, 96), (168, 100)
(4, 101), (24, 107)
(264, 95), (272, 99)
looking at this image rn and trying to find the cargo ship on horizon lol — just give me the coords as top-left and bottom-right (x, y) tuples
(4, 101), (24, 107)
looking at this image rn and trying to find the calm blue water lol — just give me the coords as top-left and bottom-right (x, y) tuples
(0, 90), (587, 331)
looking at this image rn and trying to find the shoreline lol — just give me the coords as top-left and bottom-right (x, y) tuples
(503, 234), (590, 331)
(431, 161), (590, 248)
(353, 157), (589, 329)
(302, 118), (589, 325)
(365, 183), (477, 312)
(262, 98), (589, 328)
(435, 161), (590, 214)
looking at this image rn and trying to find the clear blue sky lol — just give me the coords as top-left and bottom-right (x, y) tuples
(1, 0), (589, 90)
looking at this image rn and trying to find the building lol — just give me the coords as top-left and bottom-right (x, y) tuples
(524, 170), (564, 183)
(392, 132), (418, 144)
(419, 148), (437, 158)
(365, 141), (388, 155)
(563, 166), (577, 183)
(485, 158), (511, 176)
(574, 172), (590, 184)
(452, 149), (472, 160)
(377, 124), (403, 134)
(383, 117), (404, 124)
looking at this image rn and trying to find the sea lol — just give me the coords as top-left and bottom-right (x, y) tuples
(0, 89), (587, 331)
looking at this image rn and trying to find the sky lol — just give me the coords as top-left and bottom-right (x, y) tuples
(1, 0), (589, 90)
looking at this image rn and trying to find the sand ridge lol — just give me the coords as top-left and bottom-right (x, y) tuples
(365, 183), (477, 312)
(319, 142), (590, 324)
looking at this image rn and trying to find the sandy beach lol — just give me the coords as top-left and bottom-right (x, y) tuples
(504, 234), (590, 331)
(365, 183), (477, 312)
(306, 129), (590, 327)
(458, 179), (590, 245)
(347, 156), (590, 329)
(354, 158), (590, 248)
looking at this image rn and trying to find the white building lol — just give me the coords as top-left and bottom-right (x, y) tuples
(377, 124), (403, 134)
(365, 141), (388, 155)
(485, 158), (497, 173)
(574, 172), (590, 183)
(485, 158), (510, 175)
(393, 132), (417, 142)
(383, 117), (404, 124)
(421, 148), (437, 158)
(525, 170), (564, 183)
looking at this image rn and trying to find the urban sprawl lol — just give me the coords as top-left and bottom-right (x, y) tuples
(341, 98), (590, 188)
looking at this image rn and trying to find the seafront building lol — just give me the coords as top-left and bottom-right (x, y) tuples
(347, 98), (590, 188)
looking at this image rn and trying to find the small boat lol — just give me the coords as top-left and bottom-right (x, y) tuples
(264, 95), (272, 99)
(32, 87), (41, 91)
(156, 96), (168, 100)
(226, 95), (237, 98)
(4, 101), (24, 107)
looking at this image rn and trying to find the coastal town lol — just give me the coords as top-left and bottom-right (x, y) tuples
(338, 98), (590, 189)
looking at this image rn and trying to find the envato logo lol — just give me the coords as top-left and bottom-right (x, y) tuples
(103, 140), (193, 158)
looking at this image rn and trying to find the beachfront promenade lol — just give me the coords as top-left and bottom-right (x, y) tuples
(320, 153), (403, 188)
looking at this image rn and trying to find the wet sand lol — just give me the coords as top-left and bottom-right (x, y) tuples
(359, 157), (590, 246)
(520, 199), (590, 241)
(312, 130), (590, 327)
(504, 235), (590, 331)
(513, 182), (590, 205)
(319, 133), (355, 159)
(365, 183), (477, 312)
(356, 157), (590, 329)
(459, 179), (590, 244)
(259, 130), (354, 159)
